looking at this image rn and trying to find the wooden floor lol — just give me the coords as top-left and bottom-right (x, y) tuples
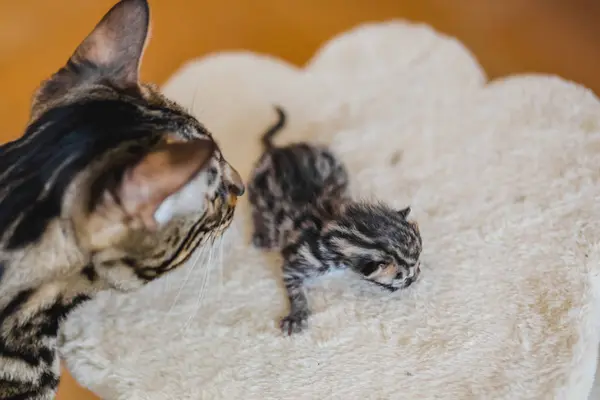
(1, 0), (599, 398)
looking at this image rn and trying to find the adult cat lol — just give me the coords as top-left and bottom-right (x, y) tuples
(0, 0), (244, 398)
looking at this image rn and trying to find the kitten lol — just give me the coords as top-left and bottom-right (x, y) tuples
(0, 1), (243, 398)
(247, 106), (350, 250)
(279, 201), (422, 335)
(247, 107), (422, 336)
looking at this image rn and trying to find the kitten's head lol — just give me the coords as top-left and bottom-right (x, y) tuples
(331, 202), (422, 291)
(0, 0), (244, 290)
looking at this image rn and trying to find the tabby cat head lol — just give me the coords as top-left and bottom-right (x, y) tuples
(0, 0), (244, 291)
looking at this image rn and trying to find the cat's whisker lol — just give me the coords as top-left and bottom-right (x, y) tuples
(185, 80), (206, 120)
(197, 236), (215, 305)
(217, 235), (225, 299)
(214, 214), (228, 299)
(178, 234), (215, 335)
(167, 243), (205, 315)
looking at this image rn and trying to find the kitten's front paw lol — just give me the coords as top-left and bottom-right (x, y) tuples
(280, 311), (309, 335)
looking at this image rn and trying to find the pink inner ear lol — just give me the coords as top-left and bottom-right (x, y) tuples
(117, 139), (216, 230)
(71, 0), (150, 87)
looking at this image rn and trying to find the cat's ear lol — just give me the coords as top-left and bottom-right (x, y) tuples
(70, 0), (150, 88)
(84, 139), (216, 250)
(34, 0), (150, 111)
(397, 206), (411, 219)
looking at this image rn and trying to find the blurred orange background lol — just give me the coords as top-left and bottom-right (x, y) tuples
(0, 0), (599, 398)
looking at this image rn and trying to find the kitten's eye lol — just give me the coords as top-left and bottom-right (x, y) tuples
(361, 262), (382, 277)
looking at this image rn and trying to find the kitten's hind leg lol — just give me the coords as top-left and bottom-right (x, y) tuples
(280, 261), (312, 335)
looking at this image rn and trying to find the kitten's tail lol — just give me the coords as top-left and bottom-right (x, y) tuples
(261, 106), (286, 150)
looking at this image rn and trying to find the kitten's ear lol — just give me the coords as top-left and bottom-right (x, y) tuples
(85, 139), (216, 250)
(397, 206), (411, 219)
(34, 0), (150, 109)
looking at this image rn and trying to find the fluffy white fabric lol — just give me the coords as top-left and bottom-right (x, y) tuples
(60, 21), (600, 399)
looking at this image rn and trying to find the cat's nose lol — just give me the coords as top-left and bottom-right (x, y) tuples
(229, 182), (245, 197)
(227, 166), (245, 196)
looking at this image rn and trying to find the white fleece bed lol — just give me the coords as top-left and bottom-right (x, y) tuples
(60, 21), (600, 399)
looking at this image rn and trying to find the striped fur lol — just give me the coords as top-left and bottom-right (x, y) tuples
(278, 201), (422, 335)
(0, 1), (243, 398)
(247, 108), (422, 336)
(247, 107), (350, 250)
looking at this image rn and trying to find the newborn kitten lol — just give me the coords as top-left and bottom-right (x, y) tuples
(247, 106), (350, 250)
(247, 107), (422, 335)
(280, 201), (422, 335)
